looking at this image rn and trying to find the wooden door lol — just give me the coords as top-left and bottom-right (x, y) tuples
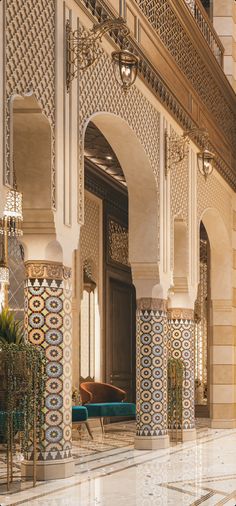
(106, 276), (136, 402)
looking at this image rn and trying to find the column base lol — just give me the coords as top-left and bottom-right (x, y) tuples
(21, 457), (75, 481)
(210, 419), (236, 429)
(182, 428), (196, 441)
(169, 428), (196, 442)
(134, 434), (169, 450)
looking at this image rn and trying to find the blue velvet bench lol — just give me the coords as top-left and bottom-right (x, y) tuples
(84, 402), (136, 433)
(80, 382), (136, 434)
(72, 405), (93, 439)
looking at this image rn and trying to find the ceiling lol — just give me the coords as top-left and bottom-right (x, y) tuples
(84, 122), (126, 185)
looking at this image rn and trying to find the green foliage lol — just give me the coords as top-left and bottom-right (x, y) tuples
(0, 342), (46, 455)
(0, 308), (25, 346)
(168, 357), (183, 430)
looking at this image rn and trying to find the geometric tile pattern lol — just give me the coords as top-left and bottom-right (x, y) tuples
(168, 309), (195, 430)
(24, 262), (72, 461)
(80, 194), (100, 291)
(4, 0), (55, 206)
(197, 170), (232, 238)
(136, 299), (168, 437)
(8, 237), (25, 321)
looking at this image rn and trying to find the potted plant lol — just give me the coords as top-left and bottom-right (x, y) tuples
(0, 308), (45, 452)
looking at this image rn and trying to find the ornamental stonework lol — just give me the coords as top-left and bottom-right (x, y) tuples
(108, 219), (129, 267)
(79, 39), (160, 228)
(137, 298), (167, 312)
(4, 0), (56, 206)
(25, 262), (71, 281)
(135, 0), (236, 153)
(197, 171), (232, 236)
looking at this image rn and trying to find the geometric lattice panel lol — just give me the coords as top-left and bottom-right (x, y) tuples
(8, 237), (25, 321)
(4, 0), (55, 206)
(197, 171), (232, 236)
(79, 39), (160, 246)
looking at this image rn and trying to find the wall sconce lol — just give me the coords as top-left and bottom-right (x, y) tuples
(66, 17), (139, 93)
(165, 127), (215, 180)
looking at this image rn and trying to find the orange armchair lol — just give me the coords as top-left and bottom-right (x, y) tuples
(80, 382), (126, 404)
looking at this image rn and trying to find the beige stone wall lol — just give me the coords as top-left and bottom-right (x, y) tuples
(213, 0), (236, 91)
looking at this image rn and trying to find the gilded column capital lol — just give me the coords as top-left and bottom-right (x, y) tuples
(137, 298), (167, 312)
(25, 261), (72, 280)
(167, 308), (194, 320)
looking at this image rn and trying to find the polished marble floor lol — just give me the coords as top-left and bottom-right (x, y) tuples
(1, 419), (236, 505)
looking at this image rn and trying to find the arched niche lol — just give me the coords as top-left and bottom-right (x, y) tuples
(201, 207), (231, 300)
(12, 94), (55, 234)
(82, 113), (159, 268)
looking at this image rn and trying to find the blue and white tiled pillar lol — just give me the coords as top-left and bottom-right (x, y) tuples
(22, 261), (74, 480)
(135, 298), (169, 449)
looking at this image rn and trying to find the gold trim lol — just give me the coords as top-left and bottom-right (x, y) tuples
(168, 308), (194, 320)
(25, 261), (72, 280)
(137, 298), (167, 312)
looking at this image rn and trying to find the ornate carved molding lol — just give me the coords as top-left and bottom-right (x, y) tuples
(79, 0), (236, 190)
(168, 308), (194, 320)
(137, 298), (167, 312)
(25, 262), (71, 280)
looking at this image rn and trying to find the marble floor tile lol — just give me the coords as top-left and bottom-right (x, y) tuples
(1, 420), (236, 505)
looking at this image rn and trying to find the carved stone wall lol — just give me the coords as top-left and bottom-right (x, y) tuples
(79, 45), (160, 226)
(4, 0), (56, 207)
(197, 172), (232, 235)
(80, 194), (100, 286)
(135, 0), (236, 152)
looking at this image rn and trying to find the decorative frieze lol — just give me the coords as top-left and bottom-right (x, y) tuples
(25, 262), (71, 282)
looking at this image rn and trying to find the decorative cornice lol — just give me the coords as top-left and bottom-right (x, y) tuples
(25, 261), (72, 281)
(137, 298), (167, 312)
(79, 0), (236, 190)
(168, 308), (194, 320)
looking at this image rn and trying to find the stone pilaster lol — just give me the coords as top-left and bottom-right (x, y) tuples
(135, 298), (169, 450)
(210, 299), (235, 429)
(22, 261), (74, 480)
(168, 308), (196, 441)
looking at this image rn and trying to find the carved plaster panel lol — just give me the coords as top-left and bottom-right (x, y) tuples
(78, 41), (160, 229)
(80, 194), (100, 287)
(197, 171), (232, 236)
(4, 0), (56, 207)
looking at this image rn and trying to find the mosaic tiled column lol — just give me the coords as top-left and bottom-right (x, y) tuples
(135, 298), (169, 450)
(22, 261), (74, 480)
(168, 308), (196, 441)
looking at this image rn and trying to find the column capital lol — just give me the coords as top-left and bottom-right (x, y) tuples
(167, 308), (194, 320)
(137, 298), (167, 312)
(25, 261), (72, 281)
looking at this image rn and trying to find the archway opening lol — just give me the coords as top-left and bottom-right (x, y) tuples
(197, 208), (232, 425)
(195, 222), (210, 417)
(77, 114), (159, 406)
(2, 94), (55, 320)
